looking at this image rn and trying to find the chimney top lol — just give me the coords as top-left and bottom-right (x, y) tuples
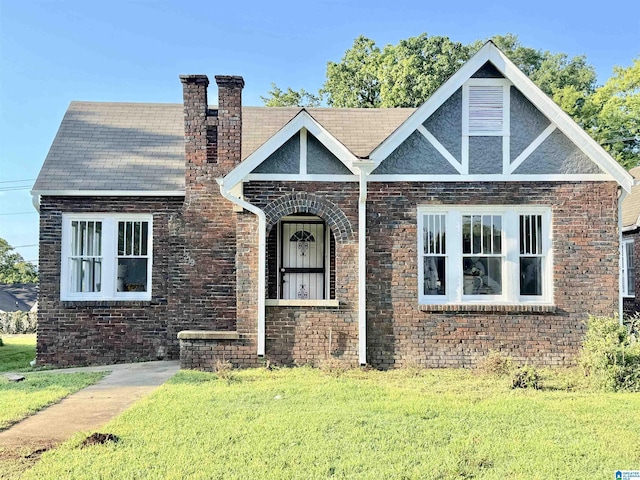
(215, 75), (245, 89)
(179, 74), (209, 86)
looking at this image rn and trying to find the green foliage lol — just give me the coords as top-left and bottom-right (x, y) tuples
(579, 315), (640, 392)
(511, 365), (541, 389)
(260, 83), (322, 107)
(580, 58), (640, 168)
(0, 311), (38, 334)
(477, 349), (513, 376)
(22, 367), (640, 479)
(323, 35), (383, 107)
(0, 334), (36, 372)
(0, 237), (38, 284)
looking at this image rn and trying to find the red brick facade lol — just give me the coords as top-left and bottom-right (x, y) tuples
(36, 73), (622, 370)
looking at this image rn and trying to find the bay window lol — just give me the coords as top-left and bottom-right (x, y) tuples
(418, 206), (551, 304)
(61, 214), (152, 300)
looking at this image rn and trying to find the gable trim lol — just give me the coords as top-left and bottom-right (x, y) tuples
(369, 42), (633, 192)
(224, 110), (359, 188)
(417, 125), (463, 174)
(507, 124), (557, 174)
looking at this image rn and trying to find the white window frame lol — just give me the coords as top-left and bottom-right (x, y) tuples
(61, 213), (153, 301)
(622, 238), (635, 298)
(418, 205), (552, 305)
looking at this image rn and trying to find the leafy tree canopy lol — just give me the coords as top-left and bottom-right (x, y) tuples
(260, 83), (322, 107)
(0, 237), (38, 284)
(579, 58), (640, 169)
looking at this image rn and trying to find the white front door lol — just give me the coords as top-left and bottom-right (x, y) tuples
(280, 221), (325, 300)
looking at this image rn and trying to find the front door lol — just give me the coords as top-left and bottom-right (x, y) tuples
(280, 221), (325, 299)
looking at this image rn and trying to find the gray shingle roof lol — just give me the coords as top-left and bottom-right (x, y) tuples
(33, 102), (415, 193)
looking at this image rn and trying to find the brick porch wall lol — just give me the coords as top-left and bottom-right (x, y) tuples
(238, 183), (360, 366)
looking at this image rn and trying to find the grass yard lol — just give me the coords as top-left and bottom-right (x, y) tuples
(0, 335), (106, 431)
(22, 366), (640, 479)
(0, 372), (106, 431)
(0, 334), (37, 373)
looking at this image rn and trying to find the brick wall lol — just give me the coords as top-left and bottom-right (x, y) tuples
(37, 196), (184, 366)
(366, 181), (620, 368)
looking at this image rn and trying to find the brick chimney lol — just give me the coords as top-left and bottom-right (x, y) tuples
(215, 75), (244, 174)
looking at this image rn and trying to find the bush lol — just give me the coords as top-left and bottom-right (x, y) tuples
(0, 311), (37, 334)
(511, 365), (541, 389)
(477, 350), (513, 376)
(579, 315), (640, 392)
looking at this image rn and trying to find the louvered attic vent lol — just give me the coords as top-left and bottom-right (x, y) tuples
(468, 85), (503, 135)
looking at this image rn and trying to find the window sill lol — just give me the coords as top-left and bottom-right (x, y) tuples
(419, 304), (557, 313)
(266, 299), (340, 308)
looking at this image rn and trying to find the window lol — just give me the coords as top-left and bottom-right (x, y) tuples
(622, 239), (635, 298)
(61, 214), (152, 300)
(463, 80), (510, 136)
(418, 206), (551, 305)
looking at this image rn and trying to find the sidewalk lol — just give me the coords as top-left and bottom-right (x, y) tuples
(0, 360), (180, 448)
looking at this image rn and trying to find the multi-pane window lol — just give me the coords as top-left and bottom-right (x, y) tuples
(61, 215), (152, 300)
(462, 215), (502, 296)
(520, 215), (544, 296)
(422, 214), (446, 296)
(418, 206), (551, 304)
(69, 220), (102, 293)
(622, 239), (635, 298)
(117, 221), (149, 293)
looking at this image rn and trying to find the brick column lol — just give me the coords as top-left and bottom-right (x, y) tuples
(215, 75), (244, 175)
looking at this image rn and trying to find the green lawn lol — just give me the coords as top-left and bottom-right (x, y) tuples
(22, 367), (640, 480)
(0, 371), (106, 431)
(0, 334), (37, 372)
(0, 335), (106, 431)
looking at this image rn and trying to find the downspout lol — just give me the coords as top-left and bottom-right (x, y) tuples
(619, 187), (629, 324)
(354, 161), (374, 365)
(217, 178), (267, 356)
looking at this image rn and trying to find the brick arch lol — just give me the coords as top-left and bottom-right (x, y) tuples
(263, 192), (354, 243)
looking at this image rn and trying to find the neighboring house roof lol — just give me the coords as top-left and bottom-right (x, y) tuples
(0, 284), (38, 313)
(622, 166), (640, 230)
(32, 102), (414, 194)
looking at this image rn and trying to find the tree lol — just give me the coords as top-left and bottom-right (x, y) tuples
(323, 35), (383, 107)
(322, 34), (468, 108)
(260, 83), (322, 107)
(580, 59), (640, 169)
(0, 238), (38, 284)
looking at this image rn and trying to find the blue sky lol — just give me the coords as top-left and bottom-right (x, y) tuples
(0, 0), (638, 264)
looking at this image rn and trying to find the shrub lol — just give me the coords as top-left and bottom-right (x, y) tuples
(511, 365), (541, 389)
(0, 311), (37, 334)
(477, 350), (513, 376)
(579, 315), (640, 392)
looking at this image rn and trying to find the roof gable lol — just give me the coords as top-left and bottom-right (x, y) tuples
(223, 110), (359, 188)
(370, 42), (633, 191)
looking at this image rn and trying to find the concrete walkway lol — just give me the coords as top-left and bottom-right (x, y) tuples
(0, 360), (180, 448)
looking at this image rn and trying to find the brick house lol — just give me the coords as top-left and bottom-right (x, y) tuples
(621, 166), (640, 315)
(32, 42), (632, 369)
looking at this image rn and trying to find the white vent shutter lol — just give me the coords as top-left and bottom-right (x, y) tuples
(468, 85), (503, 135)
